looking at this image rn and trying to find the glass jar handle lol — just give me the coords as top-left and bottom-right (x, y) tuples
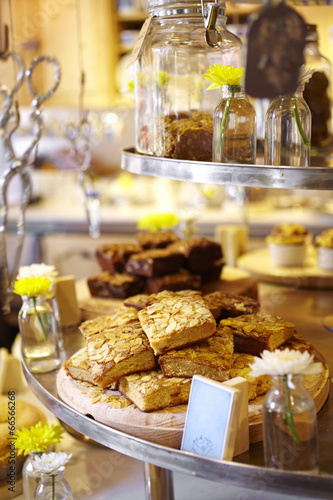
(202, 1), (222, 48)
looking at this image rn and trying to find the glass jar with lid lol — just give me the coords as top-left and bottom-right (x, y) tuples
(134, 0), (242, 161)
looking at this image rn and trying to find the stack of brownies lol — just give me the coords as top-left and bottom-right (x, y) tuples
(87, 232), (224, 298)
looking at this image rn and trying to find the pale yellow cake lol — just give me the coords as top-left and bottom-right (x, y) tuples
(86, 322), (157, 387)
(138, 292), (216, 355)
(118, 370), (191, 412)
(159, 329), (233, 382)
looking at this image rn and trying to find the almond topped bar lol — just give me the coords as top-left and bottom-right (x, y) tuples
(138, 292), (216, 355)
(63, 348), (117, 390)
(145, 289), (202, 307)
(229, 352), (271, 401)
(87, 321), (157, 388)
(79, 306), (139, 340)
(203, 291), (259, 322)
(279, 332), (316, 355)
(219, 313), (295, 356)
(63, 348), (96, 385)
(159, 328), (234, 382)
(124, 294), (150, 311)
(118, 369), (191, 412)
(79, 297), (121, 320)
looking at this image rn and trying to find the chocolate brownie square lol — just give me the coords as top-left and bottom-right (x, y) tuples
(95, 243), (142, 273)
(136, 231), (180, 250)
(198, 258), (224, 283)
(125, 248), (184, 277)
(87, 271), (145, 299)
(146, 269), (201, 294)
(167, 237), (223, 274)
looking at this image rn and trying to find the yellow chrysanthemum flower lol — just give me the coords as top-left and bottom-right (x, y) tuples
(203, 64), (245, 155)
(127, 71), (169, 93)
(155, 70), (169, 88)
(127, 80), (134, 93)
(203, 64), (244, 90)
(116, 173), (135, 191)
(15, 422), (65, 456)
(137, 213), (180, 232)
(13, 276), (52, 298)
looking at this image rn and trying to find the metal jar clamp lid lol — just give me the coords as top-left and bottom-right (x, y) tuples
(147, 0), (226, 48)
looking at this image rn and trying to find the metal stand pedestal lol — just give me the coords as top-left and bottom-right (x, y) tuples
(144, 463), (174, 500)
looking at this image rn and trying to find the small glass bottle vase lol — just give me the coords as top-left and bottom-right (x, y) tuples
(18, 295), (61, 373)
(23, 451), (43, 500)
(264, 84), (311, 167)
(262, 374), (319, 472)
(34, 470), (73, 500)
(213, 85), (257, 165)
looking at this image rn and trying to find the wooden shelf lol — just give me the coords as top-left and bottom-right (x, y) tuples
(117, 10), (148, 23)
(119, 43), (135, 54)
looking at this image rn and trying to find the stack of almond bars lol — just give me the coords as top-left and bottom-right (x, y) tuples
(63, 233), (316, 413)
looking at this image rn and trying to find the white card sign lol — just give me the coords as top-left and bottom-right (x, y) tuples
(181, 375), (241, 461)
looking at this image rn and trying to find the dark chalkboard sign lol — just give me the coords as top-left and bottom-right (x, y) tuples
(245, 1), (306, 98)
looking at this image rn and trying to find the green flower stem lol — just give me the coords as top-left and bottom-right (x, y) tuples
(218, 91), (234, 155)
(284, 377), (302, 445)
(291, 97), (310, 147)
(52, 474), (55, 500)
(32, 297), (47, 342)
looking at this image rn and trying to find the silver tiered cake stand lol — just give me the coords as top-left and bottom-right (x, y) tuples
(23, 148), (333, 500)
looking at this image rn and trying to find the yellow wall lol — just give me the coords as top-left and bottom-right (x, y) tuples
(295, 6), (333, 68)
(1, 2), (332, 109)
(0, 0), (117, 108)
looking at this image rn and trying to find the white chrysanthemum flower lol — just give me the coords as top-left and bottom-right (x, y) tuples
(17, 263), (58, 282)
(298, 65), (315, 85)
(249, 348), (322, 378)
(31, 452), (72, 475)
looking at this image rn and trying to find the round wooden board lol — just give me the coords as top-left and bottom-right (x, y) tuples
(57, 356), (329, 450)
(237, 247), (333, 289)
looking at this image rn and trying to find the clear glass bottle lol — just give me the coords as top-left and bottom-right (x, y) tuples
(18, 295), (61, 373)
(303, 24), (332, 147)
(264, 84), (311, 166)
(262, 374), (319, 472)
(34, 470), (73, 500)
(135, 0), (242, 161)
(23, 451), (43, 500)
(48, 293), (64, 350)
(213, 85), (256, 164)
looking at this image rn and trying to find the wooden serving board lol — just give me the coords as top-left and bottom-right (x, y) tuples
(237, 247), (333, 289)
(57, 356), (329, 452)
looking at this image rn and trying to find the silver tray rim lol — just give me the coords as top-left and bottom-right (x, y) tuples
(22, 357), (333, 498)
(121, 148), (333, 191)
